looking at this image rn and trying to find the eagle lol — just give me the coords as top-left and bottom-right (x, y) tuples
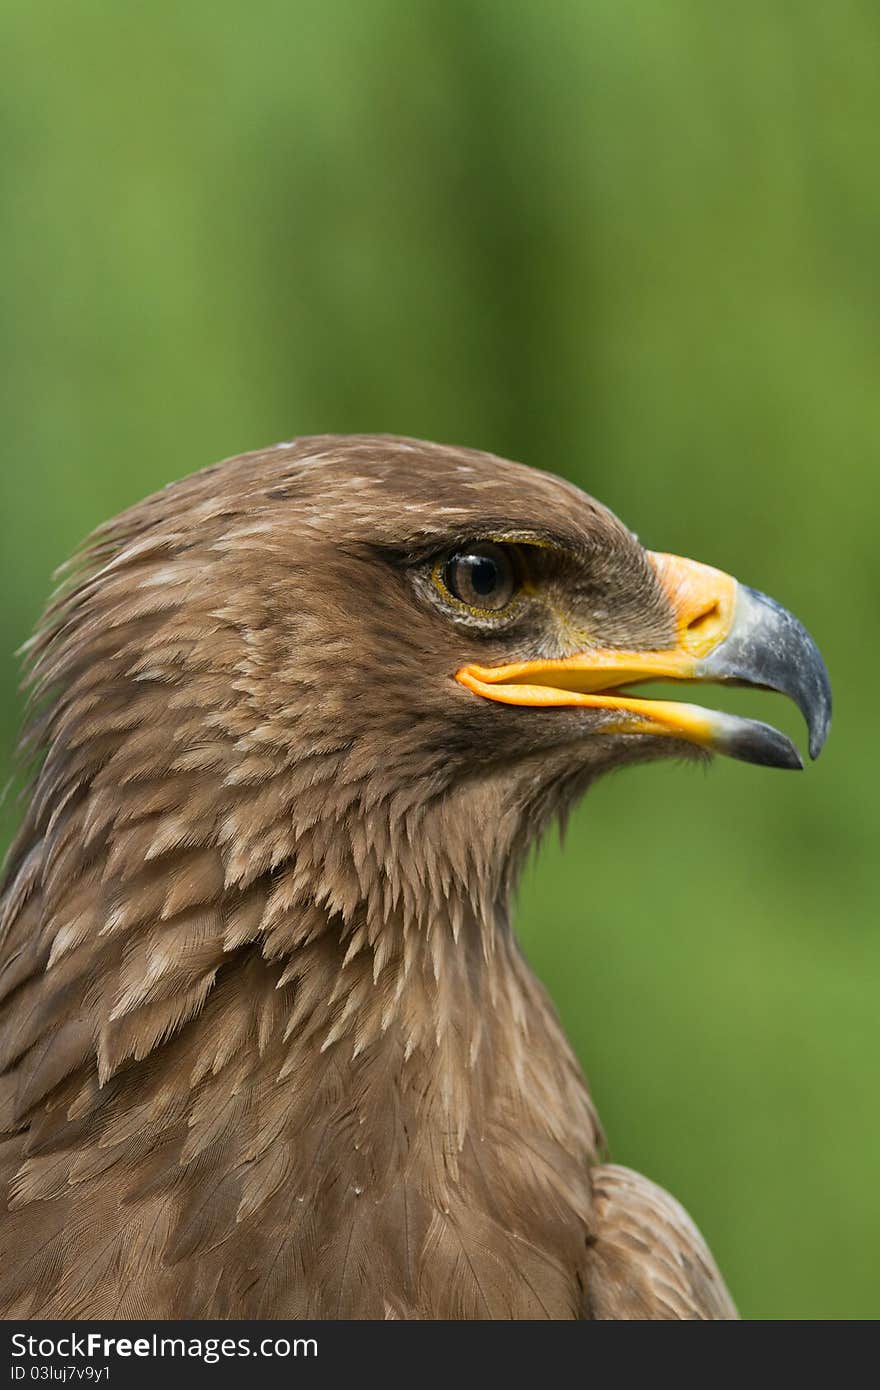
(0, 435), (830, 1319)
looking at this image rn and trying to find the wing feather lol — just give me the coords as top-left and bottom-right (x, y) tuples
(585, 1163), (738, 1319)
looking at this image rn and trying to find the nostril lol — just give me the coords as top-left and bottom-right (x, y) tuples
(687, 601), (721, 635)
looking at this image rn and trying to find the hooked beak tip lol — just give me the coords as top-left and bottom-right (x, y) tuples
(698, 583), (832, 765)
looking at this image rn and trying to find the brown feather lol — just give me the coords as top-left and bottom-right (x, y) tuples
(0, 435), (736, 1318)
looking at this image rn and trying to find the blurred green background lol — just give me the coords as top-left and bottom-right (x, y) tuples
(1, 1), (877, 1319)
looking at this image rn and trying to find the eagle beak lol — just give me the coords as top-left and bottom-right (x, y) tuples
(455, 553), (832, 770)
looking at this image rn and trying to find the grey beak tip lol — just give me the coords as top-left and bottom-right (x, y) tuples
(760, 732), (804, 772)
(808, 715), (831, 762)
(724, 585), (832, 768)
(807, 675), (832, 762)
(716, 716), (805, 771)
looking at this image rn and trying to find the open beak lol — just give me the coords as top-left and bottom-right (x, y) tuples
(455, 553), (832, 770)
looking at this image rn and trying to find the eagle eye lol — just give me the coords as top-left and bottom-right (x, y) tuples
(442, 542), (518, 613)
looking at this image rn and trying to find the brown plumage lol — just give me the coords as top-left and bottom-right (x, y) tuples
(0, 435), (830, 1319)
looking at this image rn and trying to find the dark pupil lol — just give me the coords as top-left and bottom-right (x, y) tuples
(467, 555), (499, 596)
(445, 544), (515, 610)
